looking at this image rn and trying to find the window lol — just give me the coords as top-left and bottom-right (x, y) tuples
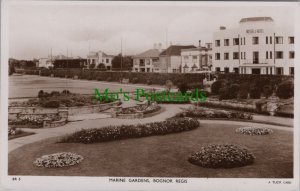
(224, 67), (229, 73)
(233, 68), (239, 74)
(224, 53), (229, 60)
(152, 58), (159, 62)
(233, 52), (239, 59)
(215, 53), (220, 60)
(275, 36), (283, 44)
(290, 67), (294, 75)
(276, 67), (284, 75)
(215, 40), (220, 47)
(289, 51), (295, 59)
(224, 39), (230, 46)
(106, 59), (109, 63)
(241, 52), (243, 59)
(252, 37), (259, 45)
(233, 38), (239, 45)
(266, 51), (268, 59)
(244, 52), (246, 59)
(216, 67), (220, 72)
(270, 36), (272, 44)
(275, 51), (284, 59)
(270, 51), (272, 59)
(240, 38), (243, 45)
(244, 37), (246, 45)
(192, 56), (197, 59)
(288, 37), (294, 44)
(266, 36), (268, 44)
(266, 67), (269, 75)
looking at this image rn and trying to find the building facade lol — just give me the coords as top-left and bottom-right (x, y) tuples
(159, 45), (196, 73)
(181, 42), (213, 73)
(87, 51), (114, 70)
(212, 17), (294, 75)
(132, 44), (162, 72)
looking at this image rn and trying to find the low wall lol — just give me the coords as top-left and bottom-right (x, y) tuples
(200, 98), (256, 111)
(65, 100), (121, 116)
(43, 119), (67, 128)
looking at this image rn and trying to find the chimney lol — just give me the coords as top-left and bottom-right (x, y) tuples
(198, 40), (201, 47)
(158, 43), (162, 52)
(153, 43), (157, 49)
(220, 26), (226, 30)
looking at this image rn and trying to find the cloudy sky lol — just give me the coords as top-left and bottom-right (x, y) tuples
(8, 1), (296, 60)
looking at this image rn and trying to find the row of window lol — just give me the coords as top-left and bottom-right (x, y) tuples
(215, 36), (294, 47)
(215, 51), (294, 60)
(215, 67), (294, 75)
(183, 55), (213, 60)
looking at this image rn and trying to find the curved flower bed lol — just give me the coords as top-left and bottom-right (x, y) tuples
(176, 107), (253, 120)
(235, 126), (273, 135)
(34, 152), (83, 168)
(188, 144), (255, 168)
(9, 115), (44, 127)
(60, 118), (199, 144)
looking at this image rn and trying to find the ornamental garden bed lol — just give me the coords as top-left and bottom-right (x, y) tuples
(8, 122), (293, 177)
(9, 90), (115, 108)
(188, 144), (255, 168)
(176, 107), (253, 120)
(59, 118), (199, 144)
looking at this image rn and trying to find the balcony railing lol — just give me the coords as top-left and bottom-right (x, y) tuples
(242, 59), (268, 65)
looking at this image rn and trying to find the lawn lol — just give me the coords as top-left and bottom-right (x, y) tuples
(8, 122), (293, 178)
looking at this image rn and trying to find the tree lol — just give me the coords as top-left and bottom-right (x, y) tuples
(112, 54), (133, 70)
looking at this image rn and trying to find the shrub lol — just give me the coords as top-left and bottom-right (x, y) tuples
(237, 89), (248, 99)
(228, 84), (240, 98)
(219, 87), (231, 100)
(131, 77), (139, 84)
(255, 100), (267, 113)
(41, 100), (60, 108)
(235, 126), (273, 135)
(188, 82), (203, 90)
(146, 79), (152, 85)
(106, 77), (112, 82)
(263, 85), (273, 98)
(59, 118), (199, 144)
(211, 80), (226, 95)
(249, 87), (260, 99)
(276, 81), (294, 99)
(50, 91), (60, 97)
(34, 152), (83, 168)
(178, 82), (188, 93)
(188, 144), (255, 168)
(62, 90), (70, 94)
(38, 90), (44, 98)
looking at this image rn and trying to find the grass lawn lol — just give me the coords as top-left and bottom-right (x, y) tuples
(8, 131), (35, 140)
(8, 122), (293, 178)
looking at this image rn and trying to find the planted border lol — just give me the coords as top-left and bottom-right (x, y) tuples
(59, 118), (200, 144)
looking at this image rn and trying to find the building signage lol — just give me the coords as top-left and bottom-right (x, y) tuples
(246, 29), (264, 34)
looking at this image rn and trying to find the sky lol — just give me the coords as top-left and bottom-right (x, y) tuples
(8, 1), (296, 60)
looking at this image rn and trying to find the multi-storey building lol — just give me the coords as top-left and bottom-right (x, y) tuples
(87, 51), (114, 70)
(132, 44), (162, 72)
(159, 45), (196, 73)
(212, 17), (294, 75)
(181, 41), (213, 73)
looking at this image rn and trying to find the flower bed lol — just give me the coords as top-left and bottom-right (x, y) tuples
(176, 107), (253, 120)
(59, 118), (200, 144)
(188, 144), (255, 168)
(33, 152), (84, 168)
(8, 115), (44, 127)
(8, 127), (35, 140)
(235, 127), (273, 135)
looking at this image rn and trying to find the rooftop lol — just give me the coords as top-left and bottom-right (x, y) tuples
(160, 45), (196, 56)
(134, 48), (161, 58)
(239, 17), (274, 23)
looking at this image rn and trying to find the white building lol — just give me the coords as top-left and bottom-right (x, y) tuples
(181, 41), (213, 73)
(212, 17), (294, 75)
(87, 51), (114, 70)
(132, 44), (162, 72)
(159, 45), (196, 73)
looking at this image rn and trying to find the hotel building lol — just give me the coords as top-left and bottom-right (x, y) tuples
(212, 17), (294, 75)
